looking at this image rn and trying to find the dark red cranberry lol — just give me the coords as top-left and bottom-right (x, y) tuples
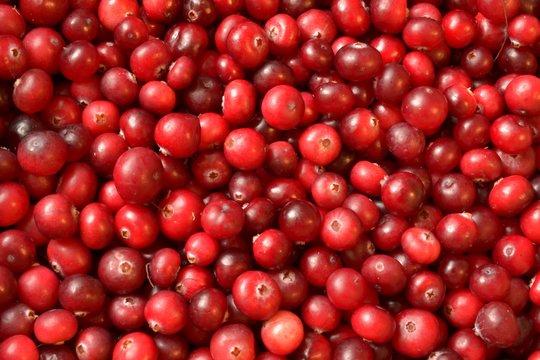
(97, 247), (145, 295)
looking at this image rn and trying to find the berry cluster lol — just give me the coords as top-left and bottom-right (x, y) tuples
(1, 0), (540, 359)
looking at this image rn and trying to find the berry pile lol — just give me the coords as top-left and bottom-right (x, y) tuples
(1, 0), (540, 359)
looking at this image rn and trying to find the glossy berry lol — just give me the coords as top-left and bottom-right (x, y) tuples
(232, 271), (281, 321)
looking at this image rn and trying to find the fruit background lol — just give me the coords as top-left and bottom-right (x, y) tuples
(1, 0), (540, 359)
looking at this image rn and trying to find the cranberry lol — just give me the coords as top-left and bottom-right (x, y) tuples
(351, 304), (395, 344)
(447, 328), (487, 360)
(325, 268), (371, 310)
(301, 294), (341, 333)
(17, 130), (67, 176)
(3, 1), (540, 357)
(100, 68), (138, 107)
(469, 263), (511, 302)
(392, 309), (441, 358)
(381, 172), (425, 217)
(97, 247), (145, 294)
(33, 193), (79, 239)
(112, 332), (158, 360)
(335, 42), (382, 82)
(0, 35), (28, 81)
(401, 227), (441, 265)
(226, 21), (269, 70)
(210, 324), (255, 360)
(361, 254), (407, 296)
(113, 147), (164, 205)
(129, 39), (171, 82)
(0, 303), (37, 340)
(261, 310), (304, 355)
(34, 308), (78, 344)
(232, 270), (281, 321)
(0, 335), (39, 360)
(474, 301), (520, 348)
(488, 175), (534, 217)
(108, 295), (146, 331)
(144, 290), (188, 335)
(58, 274), (105, 315)
(321, 207), (364, 251)
(115, 204), (159, 249)
(47, 238), (93, 277)
(370, 0), (407, 34)
(74, 327), (114, 360)
(188, 287), (227, 332)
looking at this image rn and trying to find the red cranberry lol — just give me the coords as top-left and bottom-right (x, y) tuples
(74, 326), (114, 360)
(370, 0), (407, 34)
(261, 310), (304, 355)
(144, 290), (188, 335)
(392, 309), (441, 358)
(113, 147), (164, 205)
(34, 309), (78, 344)
(97, 247), (145, 294)
(112, 332), (158, 360)
(474, 301), (520, 348)
(17, 130), (67, 176)
(0, 335), (39, 360)
(210, 324), (255, 360)
(232, 270), (281, 321)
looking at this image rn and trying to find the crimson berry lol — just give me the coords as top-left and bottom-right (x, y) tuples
(159, 189), (204, 241)
(222, 79), (256, 126)
(401, 227), (441, 265)
(144, 290), (188, 335)
(46, 238), (93, 277)
(361, 254), (407, 296)
(261, 310), (304, 356)
(488, 175), (534, 217)
(210, 324), (255, 360)
(252, 229), (292, 270)
(97, 247), (145, 295)
(113, 147), (164, 205)
(0, 335), (38, 360)
(189, 287), (227, 332)
(474, 301), (519, 348)
(469, 263), (511, 302)
(320, 207), (363, 251)
(325, 268), (371, 310)
(115, 204), (159, 249)
(299, 123), (342, 166)
(226, 21), (269, 70)
(112, 332), (158, 360)
(58, 274), (106, 316)
(17, 130), (67, 176)
(34, 309), (78, 345)
(224, 128), (267, 170)
(301, 294), (341, 333)
(351, 305), (395, 344)
(370, 0), (407, 34)
(381, 172), (425, 217)
(74, 327), (114, 360)
(33, 194), (79, 239)
(392, 309), (441, 358)
(232, 270), (281, 321)
(335, 42), (383, 82)
(155, 113), (201, 159)
(492, 234), (535, 276)
(261, 85), (305, 131)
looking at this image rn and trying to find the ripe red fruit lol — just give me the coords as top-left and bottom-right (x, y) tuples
(261, 310), (304, 355)
(113, 147), (164, 205)
(392, 309), (441, 358)
(232, 270), (282, 321)
(112, 332), (158, 360)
